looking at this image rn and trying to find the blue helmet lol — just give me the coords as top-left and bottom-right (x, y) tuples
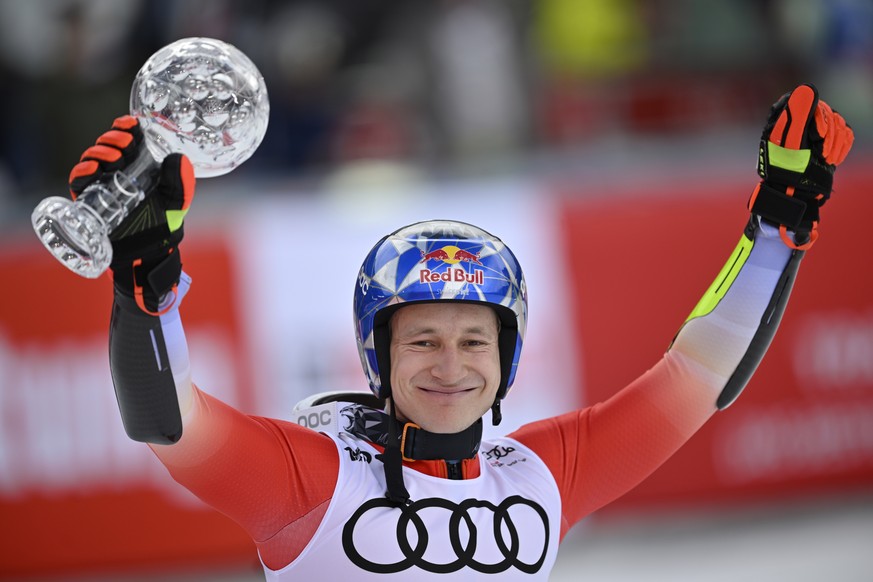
(353, 220), (527, 402)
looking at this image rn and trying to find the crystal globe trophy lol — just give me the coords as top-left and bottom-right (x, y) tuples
(32, 37), (269, 278)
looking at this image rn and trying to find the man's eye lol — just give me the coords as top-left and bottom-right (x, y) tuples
(465, 340), (488, 347)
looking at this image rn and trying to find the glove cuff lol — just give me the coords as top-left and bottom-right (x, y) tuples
(748, 183), (819, 250)
(111, 225), (184, 315)
(748, 182), (819, 230)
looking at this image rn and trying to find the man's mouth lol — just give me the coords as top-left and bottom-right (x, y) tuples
(419, 386), (475, 396)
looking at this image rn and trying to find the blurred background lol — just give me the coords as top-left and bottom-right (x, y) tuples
(1, 0), (872, 580)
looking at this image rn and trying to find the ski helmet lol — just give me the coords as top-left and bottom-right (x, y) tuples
(353, 220), (527, 401)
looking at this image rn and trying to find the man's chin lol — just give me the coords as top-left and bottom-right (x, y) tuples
(416, 413), (482, 435)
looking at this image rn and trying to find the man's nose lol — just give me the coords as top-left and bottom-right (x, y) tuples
(430, 347), (465, 383)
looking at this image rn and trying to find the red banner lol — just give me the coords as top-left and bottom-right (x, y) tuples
(0, 235), (258, 579)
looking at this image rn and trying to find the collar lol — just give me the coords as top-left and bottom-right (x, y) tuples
(366, 444), (482, 479)
(339, 402), (483, 461)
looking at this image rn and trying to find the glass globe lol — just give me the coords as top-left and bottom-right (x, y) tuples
(33, 37), (270, 279)
(130, 37), (270, 178)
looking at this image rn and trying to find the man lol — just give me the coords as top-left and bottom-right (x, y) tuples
(71, 83), (852, 579)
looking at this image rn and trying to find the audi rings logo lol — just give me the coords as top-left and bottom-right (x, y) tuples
(342, 496), (550, 574)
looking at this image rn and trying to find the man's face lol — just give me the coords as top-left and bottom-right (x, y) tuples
(388, 302), (501, 434)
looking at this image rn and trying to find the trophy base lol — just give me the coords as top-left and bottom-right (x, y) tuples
(32, 197), (112, 279)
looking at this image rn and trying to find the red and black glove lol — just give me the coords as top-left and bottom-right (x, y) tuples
(69, 115), (195, 314)
(750, 83), (853, 250)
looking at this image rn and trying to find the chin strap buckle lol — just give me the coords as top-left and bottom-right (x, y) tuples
(400, 422), (422, 462)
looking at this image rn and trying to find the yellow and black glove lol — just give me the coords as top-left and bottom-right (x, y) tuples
(69, 115), (195, 314)
(750, 83), (853, 250)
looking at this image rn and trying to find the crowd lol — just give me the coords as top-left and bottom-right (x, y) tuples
(0, 0), (869, 203)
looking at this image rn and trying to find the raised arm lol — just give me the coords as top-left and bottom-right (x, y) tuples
(68, 115), (195, 443)
(71, 117), (340, 569)
(511, 84), (854, 536)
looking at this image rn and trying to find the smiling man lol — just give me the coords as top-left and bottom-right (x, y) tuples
(74, 84), (853, 579)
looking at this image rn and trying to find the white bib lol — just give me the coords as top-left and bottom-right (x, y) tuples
(262, 432), (562, 580)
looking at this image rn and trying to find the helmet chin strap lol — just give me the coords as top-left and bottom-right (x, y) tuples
(379, 401), (411, 506)
(362, 398), (486, 507)
(491, 398), (502, 426)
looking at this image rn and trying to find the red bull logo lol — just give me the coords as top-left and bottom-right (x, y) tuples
(419, 245), (482, 265)
(419, 245), (485, 285)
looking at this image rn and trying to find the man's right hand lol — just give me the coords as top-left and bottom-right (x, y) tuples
(70, 116), (195, 314)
